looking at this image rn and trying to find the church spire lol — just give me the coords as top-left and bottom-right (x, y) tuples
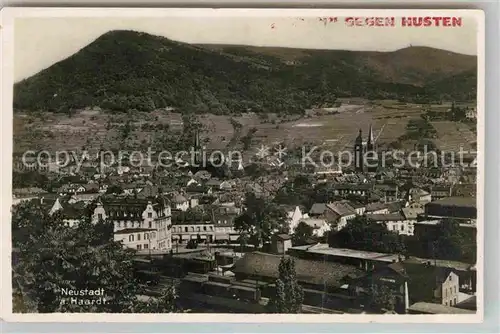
(367, 124), (374, 147)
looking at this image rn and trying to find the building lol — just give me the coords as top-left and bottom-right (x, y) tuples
(354, 129), (364, 172)
(437, 270), (460, 306)
(405, 187), (432, 204)
(365, 202), (389, 215)
(12, 187), (48, 205)
(429, 185), (453, 200)
(325, 201), (357, 230)
(170, 210), (238, 244)
(373, 183), (399, 203)
(283, 205), (305, 233)
(413, 220), (477, 248)
(171, 193), (190, 211)
(114, 228), (158, 251)
(349, 262), (410, 313)
(353, 125), (378, 173)
(92, 196), (172, 251)
(297, 218), (330, 237)
(424, 197), (477, 222)
(368, 213), (415, 236)
(271, 234), (292, 254)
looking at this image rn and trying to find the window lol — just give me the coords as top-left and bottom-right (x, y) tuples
(445, 289), (447, 297)
(151, 232), (156, 239)
(197, 226), (200, 232)
(400, 225), (404, 231)
(98, 213), (103, 220)
(148, 212), (152, 218)
(453, 298), (457, 305)
(137, 234), (141, 241)
(454, 286), (457, 293)
(449, 276), (452, 281)
(129, 235), (134, 242)
(149, 222), (152, 228)
(445, 301), (448, 306)
(191, 227), (194, 232)
(144, 244), (148, 249)
(203, 226), (207, 231)
(137, 244), (142, 250)
(185, 227), (188, 232)
(145, 233), (149, 240)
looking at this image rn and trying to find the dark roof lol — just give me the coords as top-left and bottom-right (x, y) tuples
(365, 202), (387, 212)
(332, 183), (371, 191)
(82, 183), (99, 193)
(232, 252), (364, 288)
(309, 203), (327, 215)
(386, 201), (405, 213)
(368, 213), (405, 222)
(428, 197), (476, 208)
(172, 193), (188, 204)
(115, 228), (157, 234)
(205, 179), (222, 187)
(101, 196), (168, 219)
(387, 262), (408, 277)
(61, 203), (86, 219)
(13, 187), (47, 196)
(274, 234), (292, 240)
(455, 295), (477, 310)
(327, 201), (356, 216)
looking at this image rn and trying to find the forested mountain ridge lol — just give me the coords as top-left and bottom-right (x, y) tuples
(14, 30), (477, 114)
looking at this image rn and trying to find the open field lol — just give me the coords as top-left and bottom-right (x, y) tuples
(13, 100), (477, 156)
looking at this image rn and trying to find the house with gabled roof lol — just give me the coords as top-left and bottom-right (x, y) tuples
(92, 195), (172, 251)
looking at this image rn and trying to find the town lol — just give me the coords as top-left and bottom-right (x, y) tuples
(12, 117), (478, 314)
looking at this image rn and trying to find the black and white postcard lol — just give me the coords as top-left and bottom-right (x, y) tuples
(0, 8), (484, 322)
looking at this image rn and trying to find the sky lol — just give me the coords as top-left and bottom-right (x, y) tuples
(14, 15), (478, 82)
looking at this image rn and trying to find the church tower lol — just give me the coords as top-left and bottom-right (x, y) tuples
(367, 124), (375, 152)
(193, 129), (202, 166)
(354, 129), (364, 172)
(366, 124), (378, 173)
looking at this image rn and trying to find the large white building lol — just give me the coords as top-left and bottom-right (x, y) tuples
(92, 196), (172, 251)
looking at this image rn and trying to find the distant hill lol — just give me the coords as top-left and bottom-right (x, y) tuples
(13, 30), (477, 114)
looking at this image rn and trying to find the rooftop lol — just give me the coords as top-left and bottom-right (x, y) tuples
(427, 196), (476, 208)
(233, 251), (363, 288)
(289, 244), (475, 270)
(408, 302), (475, 314)
(114, 228), (157, 235)
(289, 244), (400, 263)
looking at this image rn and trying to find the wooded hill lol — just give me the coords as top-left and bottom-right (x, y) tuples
(14, 30), (477, 115)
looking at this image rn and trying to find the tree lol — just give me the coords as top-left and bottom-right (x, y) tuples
(11, 201), (178, 313)
(328, 216), (405, 254)
(234, 192), (289, 248)
(267, 257), (304, 313)
(367, 283), (396, 312)
(408, 218), (475, 262)
(135, 284), (178, 313)
(292, 221), (314, 246)
(106, 184), (124, 195)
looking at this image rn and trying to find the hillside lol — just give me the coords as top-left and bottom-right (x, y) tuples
(13, 30), (477, 115)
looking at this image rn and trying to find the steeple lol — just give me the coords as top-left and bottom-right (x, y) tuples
(355, 129), (363, 144)
(367, 124), (374, 148)
(194, 129), (200, 149)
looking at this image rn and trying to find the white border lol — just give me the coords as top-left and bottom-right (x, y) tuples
(0, 7), (485, 323)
